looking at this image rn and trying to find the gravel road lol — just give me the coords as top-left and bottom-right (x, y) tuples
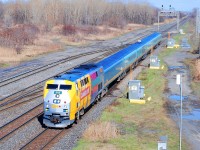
(164, 35), (200, 150)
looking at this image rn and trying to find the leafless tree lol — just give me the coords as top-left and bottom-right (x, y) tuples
(0, 0), (165, 30)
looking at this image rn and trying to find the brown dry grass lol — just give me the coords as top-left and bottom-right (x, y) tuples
(0, 33), (62, 66)
(0, 23), (145, 67)
(194, 59), (200, 80)
(153, 18), (176, 25)
(86, 143), (119, 150)
(83, 121), (119, 142)
(85, 24), (146, 41)
(110, 101), (121, 107)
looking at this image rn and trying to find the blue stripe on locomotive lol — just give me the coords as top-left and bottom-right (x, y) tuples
(96, 32), (161, 87)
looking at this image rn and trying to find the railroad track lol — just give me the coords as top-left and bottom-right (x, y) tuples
(0, 28), (158, 142)
(0, 30), (156, 109)
(0, 92), (42, 112)
(0, 39), (143, 136)
(0, 20), (178, 89)
(0, 44), (127, 143)
(0, 17), (186, 125)
(20, 129), (64, 150)
(0, 52), (112, 109)
(0, 18), (188, 149)
(0, 103), (43, 140)
(0, 29), (152, 88)
(0, 49), (113, 88)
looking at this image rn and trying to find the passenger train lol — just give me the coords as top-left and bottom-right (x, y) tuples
(43, 32), (162, 128)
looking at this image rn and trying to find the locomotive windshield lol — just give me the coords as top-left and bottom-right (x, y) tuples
(47, 84), (58, 90)
(60, 85), (72, 90)
(46, 84), (72, 90)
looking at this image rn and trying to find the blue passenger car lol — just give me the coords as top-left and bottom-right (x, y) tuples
(96, 32), (161, 88)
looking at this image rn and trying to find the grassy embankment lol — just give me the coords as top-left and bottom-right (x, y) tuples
(74, 24), (190, 150)
(183, 20), (200, 98)
(186, 59), (200, 98)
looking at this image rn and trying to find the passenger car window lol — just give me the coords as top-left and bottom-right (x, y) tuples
(47, 84), (58, 89)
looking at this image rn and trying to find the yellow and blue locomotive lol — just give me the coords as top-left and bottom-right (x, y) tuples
(43, 64), (104, 128)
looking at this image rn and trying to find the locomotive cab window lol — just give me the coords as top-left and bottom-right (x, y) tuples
(75, 83), (78, 95)
(84, 78), (88, 84)
(60, 85), (72, 90)
(47, 84), (58, 90)
(75, 83), (78, 90)
(81, 80), (85, 87)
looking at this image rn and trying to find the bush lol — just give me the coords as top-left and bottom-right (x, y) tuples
(62, 25), (76, 35)
(194, 59), (200, 80)
(0, 24), (39, 54)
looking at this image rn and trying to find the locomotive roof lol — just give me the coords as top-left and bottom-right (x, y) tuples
(54, 63), (101, 82)
(96, 32), (161, 70)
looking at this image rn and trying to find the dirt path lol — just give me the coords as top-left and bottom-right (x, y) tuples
(164, 36), (200, 150)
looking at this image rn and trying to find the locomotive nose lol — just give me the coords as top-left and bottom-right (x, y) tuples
(44, 89), (71, 115)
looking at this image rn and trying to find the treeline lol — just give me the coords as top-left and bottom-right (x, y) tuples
(0, 0), (160, 54)
(0, 0), (158, 29)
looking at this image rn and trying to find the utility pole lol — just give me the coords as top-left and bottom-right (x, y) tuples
(176, 74), (183, 150)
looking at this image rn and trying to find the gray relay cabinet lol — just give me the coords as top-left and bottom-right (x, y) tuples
(128, 80), (145, 100)
(167, 38), (175, 48)
(150, 55), (160, 69)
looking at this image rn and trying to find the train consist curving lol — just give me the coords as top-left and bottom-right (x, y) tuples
(43, 32), (162, 128)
